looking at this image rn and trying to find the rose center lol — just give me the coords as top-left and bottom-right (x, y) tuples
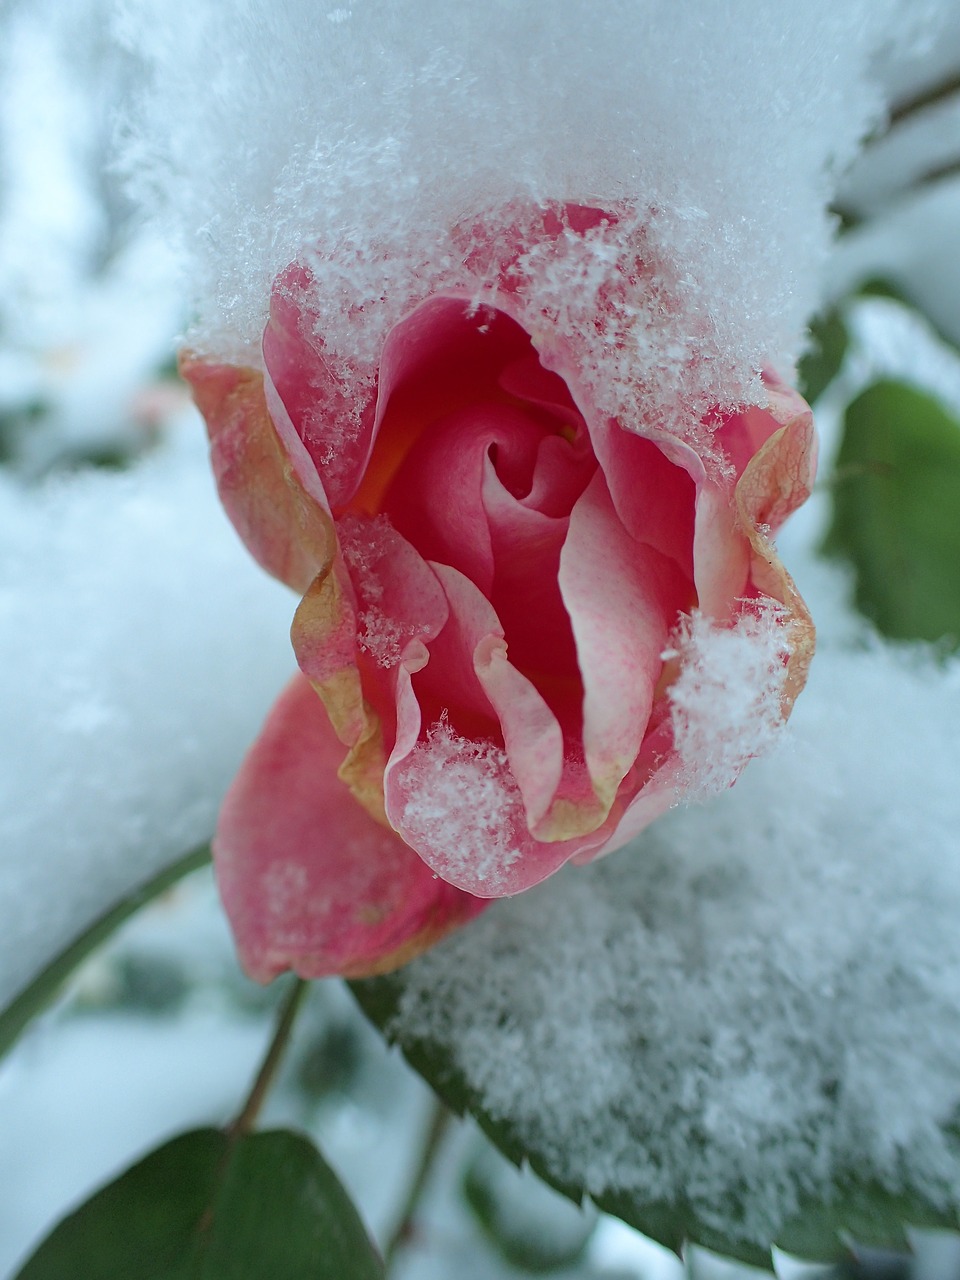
(344, 301), (597, 741)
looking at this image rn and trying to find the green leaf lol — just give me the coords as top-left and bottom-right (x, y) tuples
(14, 1128), (384, 1280)
(797, 307), (849, 404)
(350, 975), (960, 1270)
(0, 843), (212, 1062)
(825, 379), (960, 647)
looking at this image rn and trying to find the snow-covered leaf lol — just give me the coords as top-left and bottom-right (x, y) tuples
(352, 970), (960, 1267)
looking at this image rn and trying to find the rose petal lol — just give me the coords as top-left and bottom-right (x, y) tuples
(436, 561), (565, 826)
(579, 717), (681, 862)
(383, 404), (512, 594)
(264, 263), (379, 511)
(560, 471), (692, 810)
(715, 368), (816, 486)
(179, 354), (334, 594)
(335, 515), (449, 684)
(215, 673), (486, 981)
(383, 563), (603, 895)
(481, 457), (581, 689)
(589, 419), (701, 577)
(734, 407), (817, 713)
(692, 480), (752, 622)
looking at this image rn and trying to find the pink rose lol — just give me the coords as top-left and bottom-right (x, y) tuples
(182, 204), (815, 981)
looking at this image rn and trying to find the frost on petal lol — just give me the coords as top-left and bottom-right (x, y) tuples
(337, 514), (448, 671)
(666, 604), (792, 799)
(264, 262), (378, 508)
(387, 715), (605, 898)
(215, 674), (486, 980)
(390, 722), (526, 896)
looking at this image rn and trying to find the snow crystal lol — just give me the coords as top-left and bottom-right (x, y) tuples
(387, 640), (960, 1247)
(119, 0), (923, 431)
(394, 722), (525, 893)
(337, 514), (431, 668)
(0, 419), (293, 1009)
(666, 605), (792, 799)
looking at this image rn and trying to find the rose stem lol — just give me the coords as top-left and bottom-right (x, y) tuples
(229, 976), (309, 1137)
(383, 1096), (453, 1273)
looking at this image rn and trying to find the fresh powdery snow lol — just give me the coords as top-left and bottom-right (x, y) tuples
(665, 604), (793, 800)
(122, 0), (913, 433)
(386, 636), (960, 1245)
(0, 421), (294, 1009)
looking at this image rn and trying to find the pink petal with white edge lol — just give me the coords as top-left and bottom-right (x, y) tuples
(215, 673), (485, 981)
(559, 471), (690, 810)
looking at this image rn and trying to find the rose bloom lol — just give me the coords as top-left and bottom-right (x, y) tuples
(182, 204), (815, 981)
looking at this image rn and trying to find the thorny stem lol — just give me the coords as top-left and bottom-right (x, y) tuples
(383, 1096), (453, 1274)
(229, 976), (309, 1138)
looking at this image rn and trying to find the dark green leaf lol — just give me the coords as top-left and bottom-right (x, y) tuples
(0, 843), (212, 1062)
(14, 1128), (384, 1280)
(825, 379), (960, 647)
(797, 308), (849, 404)
(351, 975), (960, 1270)
(857, 277), (909, 304)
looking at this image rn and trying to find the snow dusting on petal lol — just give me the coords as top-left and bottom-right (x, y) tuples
(666, 603), (792, 799)
(339, 516), (411, 668)
(391, 722), (527, 896)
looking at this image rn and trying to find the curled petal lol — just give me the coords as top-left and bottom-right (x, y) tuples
(180, 354), (334, 593)
(215, 673), (486, 981)
(735, 403), (817, 713)
(384, 565), (601, 895)
(560, 471), (691, 812)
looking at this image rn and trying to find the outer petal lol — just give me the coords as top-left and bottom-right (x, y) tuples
(179, 354), (334, 594)
(293, 520), (449, 821)
(590, 385), (818, 854)
(735, 405), (817, 713)
(215, 673), (486, 981)
(263, 264), (379, 511)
